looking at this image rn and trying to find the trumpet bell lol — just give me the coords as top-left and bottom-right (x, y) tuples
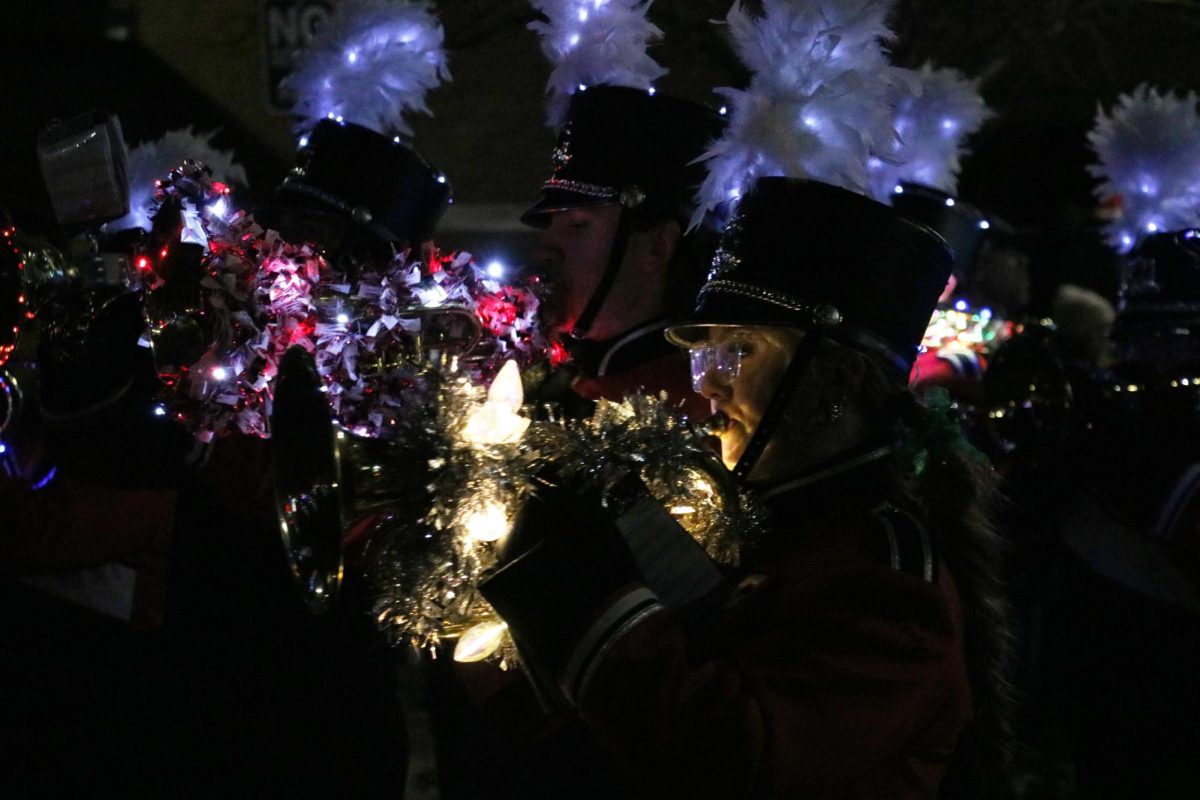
(272, 346), (345, 614)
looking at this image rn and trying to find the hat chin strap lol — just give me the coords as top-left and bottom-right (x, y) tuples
(732, 330), (824, 482)
(569, 210), (632, 340)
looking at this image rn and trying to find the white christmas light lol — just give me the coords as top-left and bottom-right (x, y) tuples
(153, 405), (167, 417)
(894, 184), (905, 194)
(463, 501), (510, 543)
(208, 197), (228, 218)
(453, 620), (509, 663)
(978, 219), (991, 230)
(337, 313), (350, 325)
(486, 260), (505, 278)
(461, 360), (530, 445)
(211, 366), (228, 380)
(299, 135), (310, 148)
(346, 49), (359, 64)
(437, 175), (447, 184)
(1147, 222), (1159, 232)
(945, 197), (956, 207)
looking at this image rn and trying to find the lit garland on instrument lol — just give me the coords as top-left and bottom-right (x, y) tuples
(137, 163), (546, 441)
(921, 301), (1014, 356)
(370, 368), (764, 663)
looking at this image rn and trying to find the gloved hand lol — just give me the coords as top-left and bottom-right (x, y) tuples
(480, 469), (645, 705)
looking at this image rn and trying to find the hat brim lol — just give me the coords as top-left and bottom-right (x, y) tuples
(519, 189), (618, 228)
(664, 320), (799, 348)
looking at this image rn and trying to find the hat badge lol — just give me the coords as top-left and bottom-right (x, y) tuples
(707, 213), (745, 281)
(551, 122), (574, 172)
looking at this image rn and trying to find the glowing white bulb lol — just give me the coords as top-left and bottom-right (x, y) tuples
(327, 112), (336, 119)
(893, 185), (904, 195)
(437, 175), (447, 184)
(978, 219), (991, 230)
(211, 366), (228, 381)
(346, 49), (358, 64)
(463, 501), (510, 543)
(728, 186), (741, 200)
(941, 118), (956, 131)
(578, 83), (589, 92)
(568, 33), (580, 47)
(0, 443), (7, 455)
(719, 106), (728, 115)
(803, 116), (819, 129)
(394, 136), (401, 143)
(1121, 234), (1134, 248)
(335, 115), (345, 124)
(208, 197), (227, 218)
(454, 620), (509, 663)
(578, 8), (588, 22)
(945, 197), (956, 207)
(954, 300), (968, 312)
(461, 361), (530, 445)
(1146, 222), (1159, 233)
(486, 260), (505, 279)
(153, 405), (167, 417)
(298, 135), (309, 148)
(648, 86), (656, 96)
(336, 313), (350, 325)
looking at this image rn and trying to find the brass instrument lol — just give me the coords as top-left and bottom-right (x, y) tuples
(270, 305), (483, 614)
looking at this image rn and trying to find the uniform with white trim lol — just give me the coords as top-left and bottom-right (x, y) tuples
(480, 445), (971, 799)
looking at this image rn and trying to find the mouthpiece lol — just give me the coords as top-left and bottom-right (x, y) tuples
(701, 411), (729, 436)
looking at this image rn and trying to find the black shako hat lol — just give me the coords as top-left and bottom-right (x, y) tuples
(1111, 228), (1200, 370)
(890, 182), (989, 277)
(520, 86), (725, 227)
(258, 119), (450, 247)
(667, 178), (954, 373)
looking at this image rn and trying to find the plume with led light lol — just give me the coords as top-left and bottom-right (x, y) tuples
(107, 128), (248, 234)
(867, 63), (992, 202)
(281, 0), (450, 139)
(1088, 84), (1200, 253)
(693, 0), (913, 227)
(529, 0), (668, 128)
(371, 379), (765, 660)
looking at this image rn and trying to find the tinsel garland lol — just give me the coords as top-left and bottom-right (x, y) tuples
(371, 384), (765, 661)
(139, 162), (545, 441)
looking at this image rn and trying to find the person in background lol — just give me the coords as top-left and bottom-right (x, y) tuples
(522, 85), (725, 420)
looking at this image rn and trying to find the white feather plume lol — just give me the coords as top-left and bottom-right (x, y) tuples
(866, 63), (991, 201)
(1087, 84), (1200, 253)
(281, 0), (450, 139)
(107, 128), (248, 233)
(529, 0), (667, 128)
(693, 0), (914, 228)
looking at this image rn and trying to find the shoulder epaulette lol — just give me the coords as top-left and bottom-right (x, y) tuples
(866, 503), (939, 584)
(937, 350), (984, 379)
